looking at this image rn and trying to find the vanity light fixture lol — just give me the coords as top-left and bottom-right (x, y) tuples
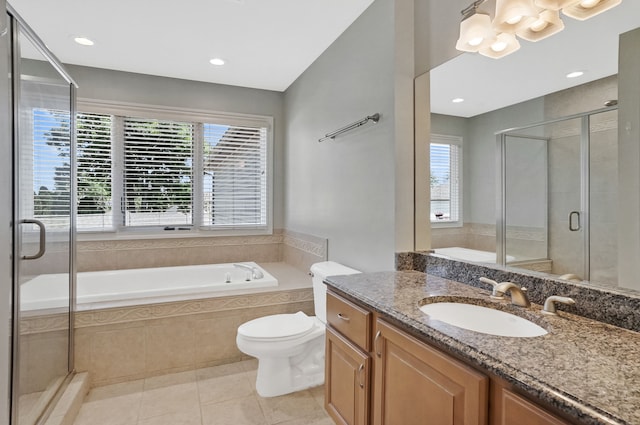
(517, 9), (565, 41)
(455, 1), (494, 52)
(456, 0), (622, 58)
(493, 0), (539, 32)
(562, 0), (622, 20)
(73, 36), (94, 46)
(209, 58), (225, 66)
(533, 0), (581, 10)
(480, 32), (521, 58)
(452, 98), (465, 103)
(566, 70), (585, 78)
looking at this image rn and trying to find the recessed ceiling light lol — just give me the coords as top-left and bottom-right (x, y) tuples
(73, 36), (94, 46)
(566, 71), (584, 78)
(452, 98), (465, 103)
(209, 58), (225, 66)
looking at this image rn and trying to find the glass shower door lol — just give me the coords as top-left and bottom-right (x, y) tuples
(13, 22), (73, 425)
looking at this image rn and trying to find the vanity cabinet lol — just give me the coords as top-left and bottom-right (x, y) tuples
(372, 319), (488, 425)
(491, 383), (571, 425)
(325, 289), (579, 425)
(325, 292), (372, 425)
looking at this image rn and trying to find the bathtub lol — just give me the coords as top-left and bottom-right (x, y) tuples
(433, 247), (516, 263)
(21, 262), (278, 312)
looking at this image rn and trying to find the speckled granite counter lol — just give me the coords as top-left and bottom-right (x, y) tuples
(325, 271), (640, 425)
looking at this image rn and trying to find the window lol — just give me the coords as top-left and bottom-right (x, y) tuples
(430, 135), (462, 225)
(33, 104), (272, 235)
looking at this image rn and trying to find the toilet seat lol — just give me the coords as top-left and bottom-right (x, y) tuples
(237, 312), (315, 342)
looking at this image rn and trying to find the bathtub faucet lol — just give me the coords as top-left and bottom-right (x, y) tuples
(233, 263), (264, 280)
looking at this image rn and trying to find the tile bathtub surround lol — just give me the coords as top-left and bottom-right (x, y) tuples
(396, 251), (640, 333)
(72, 360), (334, 425)
(76, 229), (327, 273)
(75, 293), (314, 387)
(325, 270), (640, 425)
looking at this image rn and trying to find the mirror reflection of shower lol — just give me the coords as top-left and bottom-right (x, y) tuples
(497, 106), (618, 286)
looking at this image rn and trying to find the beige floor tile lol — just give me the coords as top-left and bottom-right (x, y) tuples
(257, 390), (325, 425)
(238, 358), (258, 372)
(308, 385), (326, 409)
(275, 410), (335, 425)
(72, 386), (142, 425)
(137, 409), (202, 425)
(197, 363), (254, 404)
(86, 380), (144, 402)
(201, 396), (267, 425)
(139, 373), (199, 420)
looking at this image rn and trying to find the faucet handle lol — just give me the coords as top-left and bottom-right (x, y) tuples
(479, 277), (504, 299)
(543, 296), (575, 315)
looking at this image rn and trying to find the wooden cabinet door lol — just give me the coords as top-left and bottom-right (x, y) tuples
(373, 319), (488, 425)
(326, 326), (371, 425)
(494, 388), (571, 425)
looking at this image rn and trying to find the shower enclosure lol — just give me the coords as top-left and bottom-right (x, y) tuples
(1, 3), (77, 425)
(496, 105), (618, 285)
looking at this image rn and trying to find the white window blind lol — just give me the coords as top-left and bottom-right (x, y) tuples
(123, 117), (194, 227)
(31, 108), (71, 227)
(202, 123), (267, 228)
(76, 113), (113, 230)
(430, 137), (461, 223)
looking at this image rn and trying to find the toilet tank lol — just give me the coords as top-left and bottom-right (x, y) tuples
(310, 261), (361, 323)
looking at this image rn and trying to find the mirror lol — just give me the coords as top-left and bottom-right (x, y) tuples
(429, 0), (640, 292)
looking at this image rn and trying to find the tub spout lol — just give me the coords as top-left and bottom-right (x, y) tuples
(233, 263), (264, 279)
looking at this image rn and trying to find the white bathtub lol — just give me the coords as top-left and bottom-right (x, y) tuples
(21, 262), (278, 312)
(433, 247), (516, 263)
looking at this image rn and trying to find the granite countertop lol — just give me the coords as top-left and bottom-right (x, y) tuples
(325, 270), (640, 425)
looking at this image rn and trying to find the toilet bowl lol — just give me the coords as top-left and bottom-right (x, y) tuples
(236, 261), (360, 397)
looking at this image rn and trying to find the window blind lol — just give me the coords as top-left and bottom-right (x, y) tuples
(31, 108), (71, 227)
(76, 113), (113, 230)
(123, 117), (194, 227)
(430, 142), (460, 222)
(202, 123), (267, 228)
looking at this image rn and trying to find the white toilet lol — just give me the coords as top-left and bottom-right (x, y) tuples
(236, 261), (360, 397)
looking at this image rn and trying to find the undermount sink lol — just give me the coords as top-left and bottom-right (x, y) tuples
(419, 301), (548, 338)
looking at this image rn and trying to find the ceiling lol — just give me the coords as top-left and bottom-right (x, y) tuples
(9, 0), (374, 92)
(431, 0), (640, 118)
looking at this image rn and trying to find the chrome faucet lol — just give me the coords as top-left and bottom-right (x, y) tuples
(233, 263), (264, 279)
(492, 282), (531, 307)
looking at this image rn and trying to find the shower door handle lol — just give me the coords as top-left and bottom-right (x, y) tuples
(569, 211), (581, 232)
(20, 219), (46, 260)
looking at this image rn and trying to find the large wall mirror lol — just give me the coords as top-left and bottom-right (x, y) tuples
(428, 0), (640, 292)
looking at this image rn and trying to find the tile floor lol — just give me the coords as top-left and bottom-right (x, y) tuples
(72, 360), (335, 425)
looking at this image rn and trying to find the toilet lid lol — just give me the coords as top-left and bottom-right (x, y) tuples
(238, 311), (314, 340)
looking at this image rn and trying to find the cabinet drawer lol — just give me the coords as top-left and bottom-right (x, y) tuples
(494, 388), (571, 425)
(327, 291), (371, 351)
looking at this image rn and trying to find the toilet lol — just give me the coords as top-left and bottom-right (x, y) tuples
(236, 261), (360, 397)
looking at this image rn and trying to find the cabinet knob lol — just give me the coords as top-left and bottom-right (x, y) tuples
(358, 364), (365, 389)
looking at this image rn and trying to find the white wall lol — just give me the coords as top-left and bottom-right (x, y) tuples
(283, 0), (400, 272)
(66, 65), (287, 230)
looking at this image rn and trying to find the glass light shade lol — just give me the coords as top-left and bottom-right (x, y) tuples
(517, 9), (565, 41)
(479, 32), (521, 58)
(533, 0), (581, 10)
(456, 13), (493, 52)
(493, 0), (539, 32)
(562, 0), (621, 20)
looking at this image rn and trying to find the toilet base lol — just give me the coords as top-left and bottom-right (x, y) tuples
(254, 335), (325, 397)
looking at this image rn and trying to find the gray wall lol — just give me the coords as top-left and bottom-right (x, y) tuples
(283, 0), (397, 272)
(66, 65), (286, 230)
